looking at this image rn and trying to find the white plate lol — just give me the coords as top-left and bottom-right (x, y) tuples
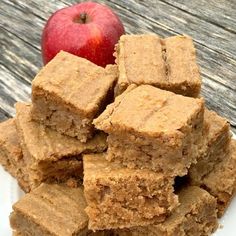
(0, 133), (235, 236)
(0, 166), (24, 236)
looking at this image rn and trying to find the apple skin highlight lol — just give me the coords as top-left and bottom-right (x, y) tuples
(42, 2), (125, 67)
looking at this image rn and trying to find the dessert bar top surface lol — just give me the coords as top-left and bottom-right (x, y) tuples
(94, 85), (204, 137)
(116, 34), (166, 85)
(15, 102), (107, 161)
(83, 153), (167, 180)
(203, 140), (236, 195)
(164, 35), (200, 83)
(12, 183), (88, 235)
(116, 34), (200, 86)
(205, 109), (230, 142)
(0, 118), (22, 158)
(32, 51), (117, 116)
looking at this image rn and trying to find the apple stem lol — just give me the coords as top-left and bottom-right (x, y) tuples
(80, 12), (87, 24)
(79, 12), (88, 24)
(74, 12), (90, 24)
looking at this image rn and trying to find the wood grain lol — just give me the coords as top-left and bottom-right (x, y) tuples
(0, 107), (10, 121)
(162, 0), (236, 34)
(0, 0), (235, 132)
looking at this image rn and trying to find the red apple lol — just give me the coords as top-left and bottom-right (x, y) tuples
(41, 2), (125, 67)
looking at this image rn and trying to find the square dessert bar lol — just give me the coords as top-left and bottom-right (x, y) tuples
(10, 183), (110, 236)
(114, 34), (201, 97)
(0, 119), (30, 192)
(189, 109), (231, 185)
(199, 140), (236, 217)
(83, 153), (178, 230)
(31, 51), (117, 142)
(15, 102), (107, 191)
(115, 186), (218, 236)
(94, 85), (205, 176)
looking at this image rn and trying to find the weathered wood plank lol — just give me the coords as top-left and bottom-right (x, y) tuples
(109, 0), (236, 60)
(0, 0), (235, 131)
(0, 0), (43, 51)
(0, 109), (11, 122)
(161, 0), (236, 34)
(3, 0), (236, 59)
(0, 65), (31, 116)
(0, 26), (41, 84)
(202, 74), (236, 124)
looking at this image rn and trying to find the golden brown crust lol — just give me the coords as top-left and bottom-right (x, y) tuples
(94, 85), (204, 136)
(164, 35), (201, 97)
(31, 51), (117, 141)
(115, 34), (201, 97)
(115, 34), (166, 96)
(32, 51), (117, 116)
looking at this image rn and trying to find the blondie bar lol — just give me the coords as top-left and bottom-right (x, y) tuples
(189, 109), (231, 185)
(94, 85), (205, 176)
(200, 140), (236, 217)
(31, 51), (117, 142)
(83, 153), (178, 230)
(115, 186), (218, 236)
(114, 34), (201, 97)
(0, 119), (30, 192)
(10, 183), (110, 236)
(15, 102), (107, 191)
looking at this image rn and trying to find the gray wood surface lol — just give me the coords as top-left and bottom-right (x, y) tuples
(0, 0), (236, 132)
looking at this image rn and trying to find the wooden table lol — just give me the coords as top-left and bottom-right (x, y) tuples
(1, 0), (236, 132)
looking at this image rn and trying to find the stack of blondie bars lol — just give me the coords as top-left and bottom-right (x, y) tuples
(0, 34), (235, 236)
